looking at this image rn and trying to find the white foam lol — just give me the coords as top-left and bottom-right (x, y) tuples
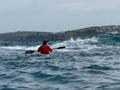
(0, 45), (39, 51)
(0, 46), (26, 50)
(51, 37), (100, 52)
(109, 31), (119, 34)
(0, 37), (99, 52)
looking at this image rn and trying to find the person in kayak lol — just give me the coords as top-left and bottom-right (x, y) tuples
(38, 40), (52, 54)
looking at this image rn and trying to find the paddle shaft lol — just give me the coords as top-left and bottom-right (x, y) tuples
(25, 46), (65, 54)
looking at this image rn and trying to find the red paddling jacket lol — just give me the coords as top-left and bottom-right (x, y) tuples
(38, 45), (52, 54)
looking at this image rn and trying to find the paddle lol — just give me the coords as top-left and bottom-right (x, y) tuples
(25, 46), (65, 54)
(52, 46), (66, 50)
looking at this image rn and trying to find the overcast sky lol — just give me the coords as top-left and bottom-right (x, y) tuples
(0, 0), (120, 33)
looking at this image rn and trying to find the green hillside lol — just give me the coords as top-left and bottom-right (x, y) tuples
(0, 25), (120, 41)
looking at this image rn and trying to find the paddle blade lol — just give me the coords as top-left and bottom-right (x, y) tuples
(56, 46), (66, 49)
(25, 50), (36, 54)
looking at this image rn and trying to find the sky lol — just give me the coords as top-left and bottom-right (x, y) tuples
(0, 0), (120, 33)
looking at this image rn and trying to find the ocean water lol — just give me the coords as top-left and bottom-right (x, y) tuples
(0, 32), (120, 90)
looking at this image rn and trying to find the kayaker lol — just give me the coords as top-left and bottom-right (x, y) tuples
(38, 40), (52, 54)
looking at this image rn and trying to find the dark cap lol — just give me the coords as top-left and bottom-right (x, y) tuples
(43, 40), (49, 45)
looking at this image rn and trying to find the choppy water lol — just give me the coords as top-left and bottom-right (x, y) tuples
(0, 32), (120, 90)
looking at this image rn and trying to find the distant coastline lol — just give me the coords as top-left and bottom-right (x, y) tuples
(0, 25), (120, 42)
